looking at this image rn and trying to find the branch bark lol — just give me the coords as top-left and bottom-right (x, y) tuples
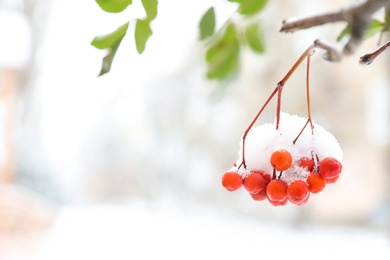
(280, 0), (390, 61)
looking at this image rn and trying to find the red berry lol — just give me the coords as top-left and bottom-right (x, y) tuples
(221, 171), (242, 192)
(270, 149), (292, 171)
(266, 179), (288, 202)
(325, 175), (340, 184)
(287, 180), (310, 205)
(250, 170), (271, 184)
(298, 157), (315, 171)
(259, 171), (272, 184)
(250, 188), (267, 201)
(319, 157), (342, 179)
(307, 172), (326, 193)
(243, 172), (266, 194)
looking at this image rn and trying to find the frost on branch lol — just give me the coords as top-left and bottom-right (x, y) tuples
(221, 113), (343, 207)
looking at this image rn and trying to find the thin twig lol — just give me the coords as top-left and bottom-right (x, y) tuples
(293, 55), (314, 145)
(313, 39), (343, 62)
(238, 44), (316, 170)
(359, 39), (390, 65)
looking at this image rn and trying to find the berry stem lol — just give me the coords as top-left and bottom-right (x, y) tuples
(293, 55), (315, 144)
(239, 87), (279, 169)
(306, 55), (314, 134)
(239, 44), (316, 169)
(275, 45), (315, 130)
(277, 45), (316, 87)
(275, 87), (283, 130)
(293, 118), (311, 145)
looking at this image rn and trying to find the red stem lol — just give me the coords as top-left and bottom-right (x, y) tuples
(238, 45), (316, 170)
(306, 55), (314, 133)
(293, 55), (315, 144)
(276, 87), (283, 130)
(293, 119), (308, 144)
(239, 87), (279, 169)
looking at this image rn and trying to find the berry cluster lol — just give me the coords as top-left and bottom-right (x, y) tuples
(221, 48), (344, 207)
(222, 152), (342, 206)
(221, 113), (343, 207)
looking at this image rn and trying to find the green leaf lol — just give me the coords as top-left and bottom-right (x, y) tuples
(95, 0), (132, 13)
(336, 25), (350, 42)
(135, 19), (153, 54)
(244, 23), (265, 53)
(199, 7), (216, 40)
(99, 41), (121, 76)
(205, 23), (240, 80)
(364, 19), (385, 38)
(141, 0), (158, 21)
(384, 7), (390, 31)
(238, 0), (268, 16)
(337, 19), (384, 42)
(91, 22), (129, 49)
(91, 22), (129, 76)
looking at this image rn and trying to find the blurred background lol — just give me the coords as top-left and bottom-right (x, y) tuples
(1, 0), (390, 259)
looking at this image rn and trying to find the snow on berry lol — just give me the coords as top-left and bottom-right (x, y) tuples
(222, 112), (343, 207)
(240, 113), (342, 172)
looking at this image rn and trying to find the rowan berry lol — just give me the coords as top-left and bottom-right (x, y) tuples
(325, 175), (339, 184)
(221, 171), (242, 192)
(260, 172), (272, 184)
(270, 149), (292, 171)
(243, 172), (266, 194)
(287, 180), (310, 205)
(266, 179), (288, 202)
(298, 157), (315, 171)
(319, 157), (342, 179)
(249, 188), (267, 201)
(307, 172), (326, 193)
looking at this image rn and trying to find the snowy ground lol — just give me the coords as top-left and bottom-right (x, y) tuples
(3, 203), (390, 260)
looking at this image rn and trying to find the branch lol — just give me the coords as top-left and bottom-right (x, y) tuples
(280, 0), (390, 60)
(313, 39), (343, 62)
(359, 39), (390, 65)
(281, 12), (344, 33)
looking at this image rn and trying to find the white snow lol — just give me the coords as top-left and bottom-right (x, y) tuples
(234, 112), (343, 184)
(11, 204), (390, 260)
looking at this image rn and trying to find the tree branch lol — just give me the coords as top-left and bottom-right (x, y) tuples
(281, 12), (344, 33)
(280, 0), (390, 60)
(313, 39), (343, 62)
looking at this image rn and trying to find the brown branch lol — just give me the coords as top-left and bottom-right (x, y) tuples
(281, 12), (344, 33)
(313, 39), (343, 62)
(280, 0), (390, 60)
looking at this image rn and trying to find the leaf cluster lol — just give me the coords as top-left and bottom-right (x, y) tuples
(337, 19), (388, 42)
(91, 1), (390, 80)
(199, 0), (268, 80)
(92, 0), (158, 76)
